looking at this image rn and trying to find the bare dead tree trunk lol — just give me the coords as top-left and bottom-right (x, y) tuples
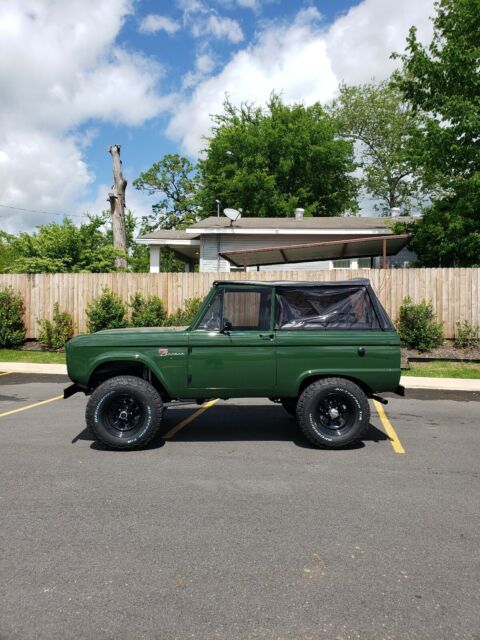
(108, 144), (128, 270)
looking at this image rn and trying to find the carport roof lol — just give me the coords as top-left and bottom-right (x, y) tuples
(219, 234), (411, 268)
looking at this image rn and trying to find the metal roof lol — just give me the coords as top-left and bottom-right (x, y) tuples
(188, 216), (410, 231)
(137, 230), (200, 241)
(219, 234), (410, 268)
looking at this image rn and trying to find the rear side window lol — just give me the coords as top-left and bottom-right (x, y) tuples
(275, 286), (380, 330)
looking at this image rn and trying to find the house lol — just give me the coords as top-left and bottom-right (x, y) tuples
(136, 212), (415, 273)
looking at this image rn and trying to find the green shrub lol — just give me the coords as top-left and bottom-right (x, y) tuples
(38, 303), (75, 350)
(454, 320), (480, 350)
(86, 288), (128, 333)
(0, 287), (26, 347)
(130, 292), (166, 327)
(163, 297), (204, 327)
(396, 296), (444, 352)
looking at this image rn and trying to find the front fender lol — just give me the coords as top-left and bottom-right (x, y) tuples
(68, 349), (178, 397)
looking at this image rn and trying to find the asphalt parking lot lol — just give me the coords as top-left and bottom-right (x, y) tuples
(1, 373), (479, 640)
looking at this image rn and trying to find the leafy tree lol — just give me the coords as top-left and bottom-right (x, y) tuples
(330, 81), (427, 214)
(0, 235), (13, 272)
(2, 216), (126, 273)
(133, 154), (200, 231)
(393, 0), (480, 265)
(133, 154), (199, 272)
(197, 93), (358, 218)
(0, 211), (153, 273)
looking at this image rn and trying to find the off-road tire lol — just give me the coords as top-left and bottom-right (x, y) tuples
(296, 377), (370, 448)
(280, 397), (297, 417)
(86, 375), (164, 450)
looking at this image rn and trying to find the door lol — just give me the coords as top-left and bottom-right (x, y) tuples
(187, 286), (276, 395)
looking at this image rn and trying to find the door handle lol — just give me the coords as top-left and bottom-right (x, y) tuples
(259, 334), (274, 340)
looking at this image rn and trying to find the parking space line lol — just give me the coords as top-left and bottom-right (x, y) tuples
(0, 395), (63, 419)
(0, 372), (11, 377)
(373, 400), (405, 454)
(164, 399), (219, 440)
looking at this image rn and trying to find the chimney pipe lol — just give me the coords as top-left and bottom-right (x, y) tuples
(295, 208), (304, 220)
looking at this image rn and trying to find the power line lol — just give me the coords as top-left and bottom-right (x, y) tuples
(0, 203), (90, 219)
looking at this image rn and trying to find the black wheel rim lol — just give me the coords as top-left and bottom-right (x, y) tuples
(102, 393), (145, 439)
(315, 391), (357, 437)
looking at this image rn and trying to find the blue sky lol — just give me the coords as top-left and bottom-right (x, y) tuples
(0, 0), (434, 232)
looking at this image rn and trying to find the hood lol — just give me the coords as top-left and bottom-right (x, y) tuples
(67, 326), (189, 348)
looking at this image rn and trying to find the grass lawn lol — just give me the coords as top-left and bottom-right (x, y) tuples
(0, 349), (66, 364)
(404, 360), (480, 379)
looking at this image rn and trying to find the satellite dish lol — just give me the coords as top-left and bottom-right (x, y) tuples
(223, 208), (242, 222)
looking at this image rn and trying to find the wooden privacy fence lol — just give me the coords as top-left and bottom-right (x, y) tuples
(0, 269), (479, 339)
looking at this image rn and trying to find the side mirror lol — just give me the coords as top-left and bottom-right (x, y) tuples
(220, 320), (233, 334)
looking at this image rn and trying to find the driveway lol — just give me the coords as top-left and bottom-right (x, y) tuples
(1, 373), (479, 639)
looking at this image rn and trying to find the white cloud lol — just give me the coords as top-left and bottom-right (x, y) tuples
(0, 0), (170, 233)
(167, 0), (434, 155)
(197, 15), (244, 43)
(0, 130), (93, 233)
(167, 7), (335, 154)
(182, 51), (216, 88)
(138, 14), (181, 35)
(180, 0), (244, 43)
(325, 0), (435, 85)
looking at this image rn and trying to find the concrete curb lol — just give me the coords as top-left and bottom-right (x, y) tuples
(0, 362), (67, 375)
(1, 363), (479, 394)
(401, 375), (480, 392)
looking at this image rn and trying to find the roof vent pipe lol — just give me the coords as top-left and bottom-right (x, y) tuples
(295, 208), (304, 220)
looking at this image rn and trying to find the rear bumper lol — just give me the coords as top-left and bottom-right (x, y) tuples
(63, 383), (86, 399)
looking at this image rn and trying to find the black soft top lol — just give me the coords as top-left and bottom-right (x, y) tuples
(212, 278), (394, 331)
(213, 278), (370, 288)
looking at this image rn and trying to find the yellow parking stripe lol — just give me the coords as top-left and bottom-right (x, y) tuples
(0, 395), (63, 419)
(164, 399), (219, 440)
(373, 400), (405, 454)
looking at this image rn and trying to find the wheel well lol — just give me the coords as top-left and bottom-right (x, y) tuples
(88, 361), (170, 400)
(298, 375), (373, 398)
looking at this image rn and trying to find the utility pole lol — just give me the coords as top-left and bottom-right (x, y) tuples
(108, 144), (128, 270)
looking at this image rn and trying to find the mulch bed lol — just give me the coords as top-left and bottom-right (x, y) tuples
(402, 342), (480, 368)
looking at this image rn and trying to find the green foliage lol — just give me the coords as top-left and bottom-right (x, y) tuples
(197, 93), (358, 218)
(0, 287), (26, 347)
(163, 297), (203, 327)
(396, 297), (444, 352)
(454, 320), (480, 350)
(86, 289), (128, 333)
(393, 0), (480, 265)
(37, 304), (74, 350)
(0, 234), (14, 272)
(130, 293), (166, 327)
(0, 211), (153, 274)
(134, 154), (200, 231)
(1, 216), (127, 273)
(394, 0), (479, 188)
(330, 80), (427, 214)
(393, 181), (480, 266)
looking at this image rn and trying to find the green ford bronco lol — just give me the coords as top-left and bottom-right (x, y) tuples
(65, 279), (404, 450)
